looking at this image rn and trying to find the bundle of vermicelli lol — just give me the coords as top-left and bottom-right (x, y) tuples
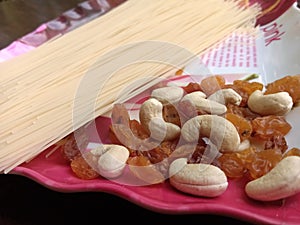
(0, 0), (261, 173)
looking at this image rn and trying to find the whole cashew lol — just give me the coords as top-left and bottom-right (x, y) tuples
(179, 91), (227, 115)
(247, 90), (293, 116)
(151, 86), (184, 104)
(181, 115), (240, 153)
(207, 88), (242, 106)
(169, 158), (228, 197)
(245, 156), (300, 201)
(89, 144), (130, 179)
(139, 98), (181, 141)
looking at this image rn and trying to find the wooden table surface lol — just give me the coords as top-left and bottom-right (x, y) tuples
(0, 1), (256, 225)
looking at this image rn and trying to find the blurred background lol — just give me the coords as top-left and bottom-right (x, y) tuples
(0, 0), (85, 49)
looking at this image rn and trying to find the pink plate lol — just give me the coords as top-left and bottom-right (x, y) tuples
(11, 75), (300, 225)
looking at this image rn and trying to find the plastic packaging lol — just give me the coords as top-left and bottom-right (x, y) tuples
(259, 2), (300, 83)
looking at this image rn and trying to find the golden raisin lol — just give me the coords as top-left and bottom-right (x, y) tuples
(218, 153), (246, 179)
(182, 82), (202, 94)
(246, 149), (282, 180)
(251, 115), (292, 140)
(70, 155), (99, 180)
(61, 129), (89, 162)
(235, 147), (256, 168)
(129, 119), (149, 139)
(218, 147), (284, 180)
(225, 113), (252, 141)
(142, 141), (176, 164)
(109, 119), (150, 149)
(200, 75), (225, 96)
(263, 135), (288, 153)
(233, 80), (263, 95)
(162, 104), (181, 126)
(226, 104), (260, 120)
(109, 103), (133, 145)
(127, 155), (165, 184)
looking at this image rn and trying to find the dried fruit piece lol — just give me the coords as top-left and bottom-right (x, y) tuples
(70, 155), (99, 180)
(233, 80), (263, 95)
(162, 104), (181, 126)
(142, 141), (176, 164)
(263, 135), (288, 153)
(251, 115), (292, 139)
(226, 103), (260, 120)
(129, 119), (149, 139)
(61, 128), (89, 161)
(218, 153), (246, 179)
(218, 147), (283, 180)
(110, 103), (152, 151)
(225, 113), (252, 141)
(188, 143), (220, 166)
(200, 75), (226, 96)
(182, 82), (202, 94)
(127, 155), (165, 184)
(246, 149), (282, 180)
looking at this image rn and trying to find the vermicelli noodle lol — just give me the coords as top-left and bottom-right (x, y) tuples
(0, 0), (260, 173)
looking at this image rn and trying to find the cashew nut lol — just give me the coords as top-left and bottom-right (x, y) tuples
(247, 90), (293, 116)
(207, 88), (242, 106)
(179, 91), (227, 115)
(89, 144), (129, 179)
(169, 158), (228, 197)
(151, 86), (184, 104)
(245, 156), (300, 201)
(139, 98), (180, 141)
(181, 115), (240, 153)
(237, 139), (250, 151)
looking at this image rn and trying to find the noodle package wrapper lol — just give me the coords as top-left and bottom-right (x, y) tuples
(182, 0), (300, 84)
(0, 0), (298, 81)
(259, 2), (300, 82)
